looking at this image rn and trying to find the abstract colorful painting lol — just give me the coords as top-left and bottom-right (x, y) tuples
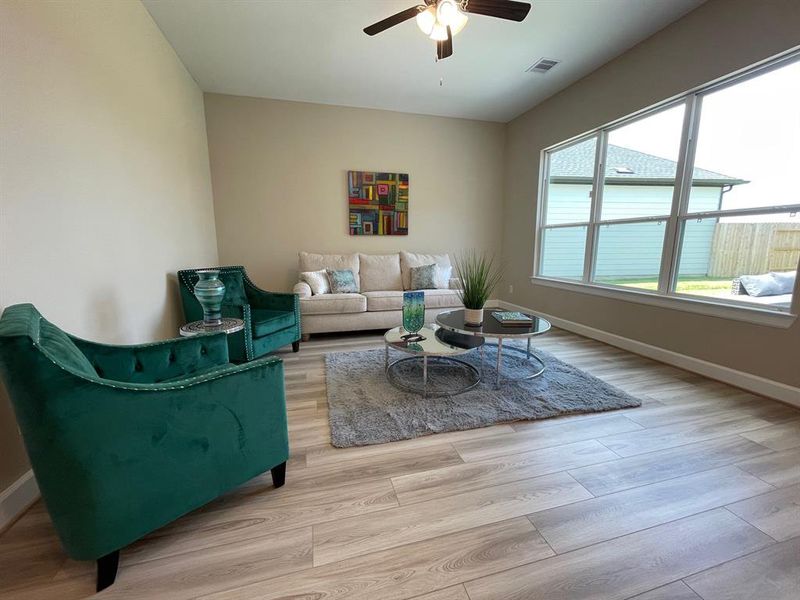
(348, 171), (409, 235)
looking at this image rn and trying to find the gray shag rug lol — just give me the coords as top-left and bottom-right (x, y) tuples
(325, 342), (642, 447)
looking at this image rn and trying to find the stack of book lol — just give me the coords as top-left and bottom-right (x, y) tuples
(492, 311), (533, 326)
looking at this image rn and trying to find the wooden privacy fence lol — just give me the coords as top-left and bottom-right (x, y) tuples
(708, 222), (800, 277)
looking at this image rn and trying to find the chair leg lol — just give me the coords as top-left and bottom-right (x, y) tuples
(301, 334), (310, 342)
(96, 550), (119, 592)
(292, 340), (300, 353)
(271, 461), (287, 488)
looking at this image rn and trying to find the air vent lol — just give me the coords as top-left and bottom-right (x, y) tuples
(525, 58), (560, 73)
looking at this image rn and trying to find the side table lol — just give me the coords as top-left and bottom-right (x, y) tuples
(180, 318), (245, 337)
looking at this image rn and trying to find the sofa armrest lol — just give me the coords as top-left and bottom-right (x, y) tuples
(293, 282), (312, 299)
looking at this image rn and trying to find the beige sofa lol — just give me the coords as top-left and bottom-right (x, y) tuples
(292, 252), (463, 337)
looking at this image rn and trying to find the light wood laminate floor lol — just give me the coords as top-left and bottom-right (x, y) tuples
(1, 329), (798, 600)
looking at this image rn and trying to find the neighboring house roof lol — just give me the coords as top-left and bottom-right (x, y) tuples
(550, 142), (748, 186)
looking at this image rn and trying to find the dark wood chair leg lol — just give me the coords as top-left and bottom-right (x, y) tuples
(271, 461), (286, 488)
(292, 340), (300, 353)
(96, 550), (120, 592)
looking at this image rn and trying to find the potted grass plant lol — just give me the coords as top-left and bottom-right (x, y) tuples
(453, 251), (504, 326)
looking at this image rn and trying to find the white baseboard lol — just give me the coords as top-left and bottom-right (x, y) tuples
(0, 470), (40, 532)
(498, 300), (800, 407)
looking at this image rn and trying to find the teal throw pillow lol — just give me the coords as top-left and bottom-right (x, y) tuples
(326, 269), (359, 293)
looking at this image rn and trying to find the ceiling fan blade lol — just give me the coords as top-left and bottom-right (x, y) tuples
(463, 0), (531, 22)
(363, 5), (424, 36)
(437, 25), (454, 60)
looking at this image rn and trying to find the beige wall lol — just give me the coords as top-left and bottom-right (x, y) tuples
(0, 1), (218, 491)
(204, 93), (506, 291)
(501, 0), (800, 387)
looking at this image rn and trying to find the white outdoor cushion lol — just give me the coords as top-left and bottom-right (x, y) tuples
(771, 270), (796, 294)
(299, 252), (360, 290)
(359, 253), (402, 292)
(299, 270), (330, 295)
(740, 273), (782, 297)
(399, 251), (452, 290)
(300, 293), (366, 315)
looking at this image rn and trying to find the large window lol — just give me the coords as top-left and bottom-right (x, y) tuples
(536, 53), (800, 317)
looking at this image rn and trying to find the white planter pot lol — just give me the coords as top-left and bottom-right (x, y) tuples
(464, 307), (484, 326)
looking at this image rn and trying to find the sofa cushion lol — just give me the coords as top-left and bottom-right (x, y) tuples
(423, 289), (463, 309)
(251, 309), (296, 337)
(300, 252), (360, 290)
(400, 252), (452, 290)
(301, 293), (366, 315)
(359, 253), (402, 292)
(362, 291), (404, 312)
(361, 290), (462, 311)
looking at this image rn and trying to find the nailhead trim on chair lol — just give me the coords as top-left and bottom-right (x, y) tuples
(36, 343), (283, 391)
(242, 303), (254, 360)
(31, 314), (282, 392)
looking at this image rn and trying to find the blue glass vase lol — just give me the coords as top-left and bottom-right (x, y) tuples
(402, 291), (425, 335)
(194, 269), (226, 326)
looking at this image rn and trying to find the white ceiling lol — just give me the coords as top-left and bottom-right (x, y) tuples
(143, 0), (705, 122)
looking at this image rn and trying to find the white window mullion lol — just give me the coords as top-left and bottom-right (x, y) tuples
(533, 150), (551, 277)
(583, 132), (607, 283)
(659, 95), (702, 294)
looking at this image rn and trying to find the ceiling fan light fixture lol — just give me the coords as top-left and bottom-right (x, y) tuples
(436, 0), (468, 35)
(415, 5), (436, 35)
(428, 21), (449, 41)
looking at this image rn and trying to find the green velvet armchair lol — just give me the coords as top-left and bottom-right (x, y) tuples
(0, 304), (289, 592)
(178, 266), (301, 361)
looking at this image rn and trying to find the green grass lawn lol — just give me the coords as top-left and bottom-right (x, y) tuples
(596, 276), (733, 296)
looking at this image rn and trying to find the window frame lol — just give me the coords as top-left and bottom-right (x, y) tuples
(532, 49), (800, 327)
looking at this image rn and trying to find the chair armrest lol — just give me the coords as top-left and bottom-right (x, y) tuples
(72, 333), (230, 383)
(246, 288), (298, 312)
(293, 282), (312, 299)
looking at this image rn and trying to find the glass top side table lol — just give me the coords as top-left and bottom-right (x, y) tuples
(180, 318), (245, 337)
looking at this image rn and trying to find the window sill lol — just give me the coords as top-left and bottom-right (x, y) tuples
(529, 276), (797, 329)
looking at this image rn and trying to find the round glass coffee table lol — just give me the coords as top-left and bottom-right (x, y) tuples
(384, 325), (484, 397)
(436, 308), (551, 387)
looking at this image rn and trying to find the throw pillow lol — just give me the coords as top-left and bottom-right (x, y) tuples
(300, 270), (330, 295)
(410, 264), (438, 290)
(771, 270), (796, 295)
(326, 269), (359, 293)
(434, 264), (453, 289)
(739, 273), (781, 297)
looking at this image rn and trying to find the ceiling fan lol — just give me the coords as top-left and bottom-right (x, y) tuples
(363, 0), (532, 61)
